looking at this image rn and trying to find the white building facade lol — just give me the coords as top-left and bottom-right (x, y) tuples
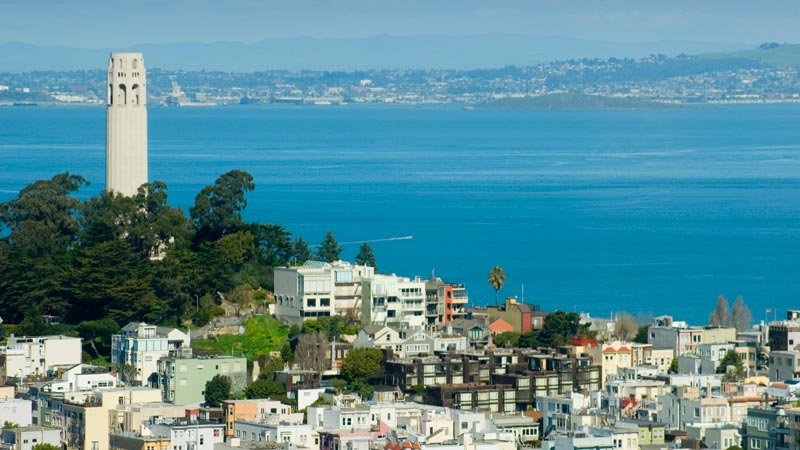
(111, 322), (191, 386)
(1, 335), (82, 380)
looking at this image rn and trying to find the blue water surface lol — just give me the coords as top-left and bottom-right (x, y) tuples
(1, 104), (799, 325)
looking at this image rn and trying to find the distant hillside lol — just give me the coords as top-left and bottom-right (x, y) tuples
(0, 35), (750, 72)
(699, 43), (800, 67)
(482, 93), (682, 110)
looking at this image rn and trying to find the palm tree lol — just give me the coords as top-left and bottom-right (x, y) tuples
(488, 266), (507, 306)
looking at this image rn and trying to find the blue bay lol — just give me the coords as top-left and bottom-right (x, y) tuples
(2, 105), (800, 325)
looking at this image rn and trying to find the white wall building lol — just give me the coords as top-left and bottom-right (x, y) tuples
(274, 261), (374, 326)
(144, 419), (224, 450)
(274, 261), (431, 328)
(0, 426), (62, 450)
(106, 52), (148, 196)
(234, 420), (316, 447)
(0, 398), (33, 428)
(44, 364), (117, 393)
(1, 335), (82, 380)
(111, 322), (191, 386)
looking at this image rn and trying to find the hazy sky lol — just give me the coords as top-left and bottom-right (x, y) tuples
(1, 0), (798, 48)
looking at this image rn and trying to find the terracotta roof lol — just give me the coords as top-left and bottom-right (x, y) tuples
(490, 318), (514, 333)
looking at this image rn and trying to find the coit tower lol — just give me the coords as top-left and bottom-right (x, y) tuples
(106, 52), (148, 196)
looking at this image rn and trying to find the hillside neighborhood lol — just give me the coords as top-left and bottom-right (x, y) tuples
(0, 259), (796, 450)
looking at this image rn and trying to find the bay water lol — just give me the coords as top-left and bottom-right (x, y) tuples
(2, 104), (800, 325)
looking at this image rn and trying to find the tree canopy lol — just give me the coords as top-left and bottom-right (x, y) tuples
(316, 231), (342, 263)
(204, 374), (232, 407)
(340, 348), (384, 386)
(488, 266), (506, 306)
(0, 171), (320, 329)
(190, 170), (255, 242)
(354, 243), (377, 270)
(719, 349), (744, 381)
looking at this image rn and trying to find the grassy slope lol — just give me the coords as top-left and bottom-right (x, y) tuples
(192, 314), (289, 360)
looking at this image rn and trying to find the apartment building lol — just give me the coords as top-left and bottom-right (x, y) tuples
(221, 399), (294, 437)
(425, 277), (469, 328)
(156, 355), (247, 404)
(0, 398), (33, 428)
(0, 426), (61, 450)
(53, 387), (163, 450)
(648, 323), (736, 356)
(769, 350), (800, 382)
(111, 322), (191, 386)
(0, 335), (82, 381)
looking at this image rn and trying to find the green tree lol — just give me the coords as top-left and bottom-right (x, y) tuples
(204, 374), (232, 407)
(329, 378), (348, 393)
(67, 239), (156, 323)
(0, 172), (87, 258)
(669, 358), (679, 374)
(128, 181), (194, 254)
(77, 318), (120, 360)
(190, 170), (255, 243)
(354, 243), (377, 270)
(349, 379), (374, 400)
(0, 174), (87, 323)
(519, 331), (539, 348)
(488, 266), (506, 306)
(718, 349), (745, 381)
(292, 237), (313, 264)
(32, 444), (61, 450)
(15, 305), (48, 336)
(250, 223), (294, 266)
(633, 325), (649, 344)
(340, 348), (384, 384)
(303, 316), (346, 341)
(537, 311), (591, 347)
(494, 331), (521, 348)
(245, 378), (285, 399)
(279, 342), (295, 364)
(315, 231), (342, 263)
(195, 231), (257, 294)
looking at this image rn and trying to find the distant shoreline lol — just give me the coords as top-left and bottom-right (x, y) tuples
(3, 99), (800, 110)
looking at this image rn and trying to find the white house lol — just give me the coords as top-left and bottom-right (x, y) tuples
(1, 335), (82, 380)
(0, 398), (33, 428)
(111, 322), (191, 386)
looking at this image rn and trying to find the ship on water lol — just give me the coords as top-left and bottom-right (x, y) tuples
(164, 78), (216, 107)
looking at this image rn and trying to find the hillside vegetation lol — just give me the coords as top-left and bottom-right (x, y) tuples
(192, 315), (289, 359)
(0, 171), (310, 331)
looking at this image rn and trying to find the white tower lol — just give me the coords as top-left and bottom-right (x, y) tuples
(106, 52), (148, 196)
